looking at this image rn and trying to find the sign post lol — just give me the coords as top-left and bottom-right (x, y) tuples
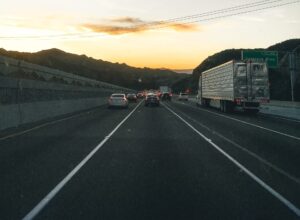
(242, 50), (278, 68)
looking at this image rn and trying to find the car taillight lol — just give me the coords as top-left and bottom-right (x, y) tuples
(235, 98), (241, 105)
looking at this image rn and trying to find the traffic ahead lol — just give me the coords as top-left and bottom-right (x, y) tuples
(0, 94), (299, 220)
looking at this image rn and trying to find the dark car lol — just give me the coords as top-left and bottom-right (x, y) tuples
(145, 93), (160, 107)
(127, 93), (137, 102)
(137, 92), (144, 99)
(161, 92), (172, 101)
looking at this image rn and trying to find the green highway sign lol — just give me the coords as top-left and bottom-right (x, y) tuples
(242, 50), (278, 68)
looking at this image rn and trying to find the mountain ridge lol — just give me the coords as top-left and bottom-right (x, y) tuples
(0, 47), (187, 90)
(172, 39), (300, 100)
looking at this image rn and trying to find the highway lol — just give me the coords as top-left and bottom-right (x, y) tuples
(0, 99), (300, 220)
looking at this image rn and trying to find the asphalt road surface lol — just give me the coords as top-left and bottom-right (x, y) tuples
(1, 99), (300, 220)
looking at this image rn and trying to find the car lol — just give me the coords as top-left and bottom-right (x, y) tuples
(127, 93), (137, 102)
(178, 92), (189, 101)
(108, 93), (128, 108)
(137, 92), (144, 98)
(145, 93), (160, 107)
(161, 92), (172, 101)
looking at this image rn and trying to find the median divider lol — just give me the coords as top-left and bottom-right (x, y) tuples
(0, 76), (131, 132)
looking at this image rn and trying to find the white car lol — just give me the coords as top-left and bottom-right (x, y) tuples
(178, 92), (189, 101)
(108, 93), (128, 108)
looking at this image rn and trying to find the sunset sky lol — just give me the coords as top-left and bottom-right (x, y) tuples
(0, 0), (300, 69)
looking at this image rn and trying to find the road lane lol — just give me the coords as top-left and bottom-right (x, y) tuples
(34, 101), (297, 220)
(23, 101), (143, 220)
(165, 100), (300, 207)
(169, 100), (300, 178)
(163, 102), (300, 217)
(177, 99), (300, 138)
(0, 103), (140, 220)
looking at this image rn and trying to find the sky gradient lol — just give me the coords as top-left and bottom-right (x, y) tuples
(1, 0), (300, 69)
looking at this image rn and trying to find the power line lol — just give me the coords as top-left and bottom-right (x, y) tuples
(144, 0), (284, 26)
(153, 0), (300, 29)
(0, 0), (299, 40)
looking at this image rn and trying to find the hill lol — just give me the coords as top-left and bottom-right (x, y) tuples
(186, 39), (300, 100)
(0, 48), (188, 90)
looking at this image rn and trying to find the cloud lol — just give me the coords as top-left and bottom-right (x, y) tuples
(83, 24), (145, 35)
(82, 16), (199, 35)
(168, 23), (198, 31)
(110, 17), (143, 24)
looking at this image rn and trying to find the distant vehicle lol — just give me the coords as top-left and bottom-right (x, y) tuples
(145, 93), (160, 107)
(161, 92), (172, 101)
(137, 92), (144, 98)
(159, 86), (172, 101)
(159, 86), (171, 94)
(127, 93), (137, 102)
(108, 93), (128, 108)
(196, 60), (270, 113)
(178, 92), (189, 101)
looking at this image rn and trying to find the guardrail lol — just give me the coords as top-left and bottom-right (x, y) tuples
(0, 76), (115, 105)
(0, 55), (131, 92)
(0, 55), (136, 132)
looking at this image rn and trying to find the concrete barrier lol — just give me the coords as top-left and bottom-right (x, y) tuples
(0, 76), (131, 132)
(0, 97), (107, 131)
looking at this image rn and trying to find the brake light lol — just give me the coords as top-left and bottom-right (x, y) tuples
(235, 98), (241, 105)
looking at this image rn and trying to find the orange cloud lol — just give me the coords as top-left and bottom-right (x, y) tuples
(110, 17), (143, 24)
(167, 23), (198, 31)
(83, 24), (144, 35)
(82, 16), (199, 35)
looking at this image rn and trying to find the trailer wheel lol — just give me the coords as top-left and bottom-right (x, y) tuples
(204, 99), (210, 107)
(221, 101), (233, 113)
(226, 101), (234, 113)
(224, 101), (228, 113)
(220, 100), (224, 112)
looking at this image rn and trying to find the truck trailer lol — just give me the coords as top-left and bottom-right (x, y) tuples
(196, 60), (270, 113)
(159, 86), (172, 101)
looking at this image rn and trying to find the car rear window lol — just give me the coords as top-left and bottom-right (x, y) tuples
(112, 94), (125, 98)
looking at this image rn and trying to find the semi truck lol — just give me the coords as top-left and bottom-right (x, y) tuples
(196, 60), (270, 113)
(159, 86), (172, 101)
(159, 86), (171, 94)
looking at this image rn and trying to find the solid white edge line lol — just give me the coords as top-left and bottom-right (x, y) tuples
(175, 100), (300, 141)
(168, 103), (300, 185)
(22, 101), (142, 220)
(0, 107), (100, 141)
(162, 103), (300, 217)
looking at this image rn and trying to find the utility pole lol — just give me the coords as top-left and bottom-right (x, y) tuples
(289, 45), (300, 102)
(289, 52), (295, 102)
